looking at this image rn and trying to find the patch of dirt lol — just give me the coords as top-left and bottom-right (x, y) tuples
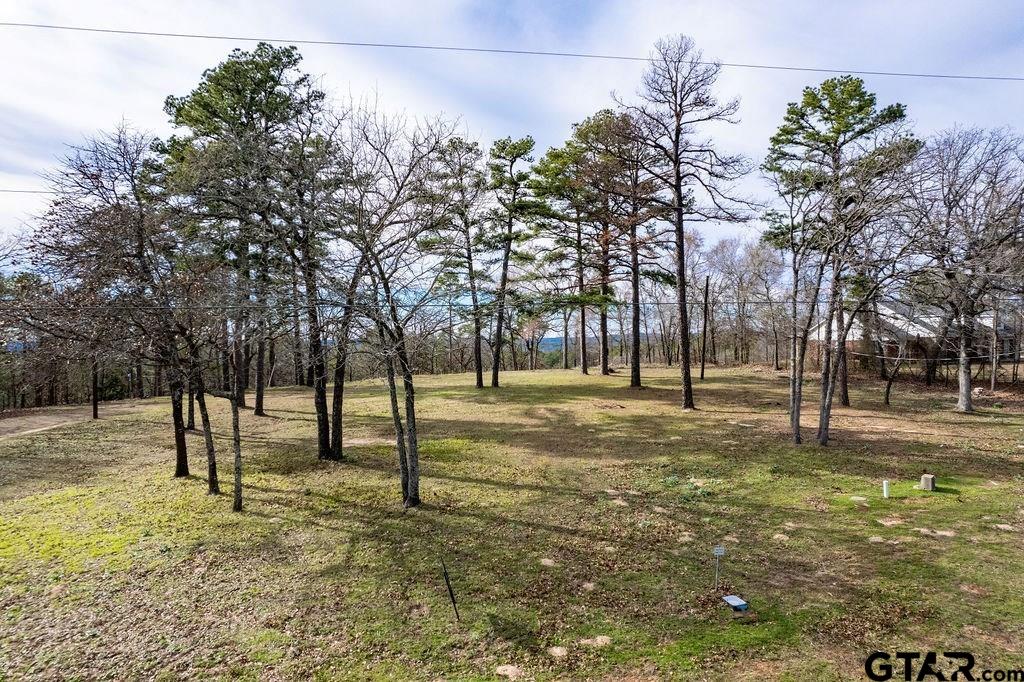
(868, 536), (900, 545)
(342, 436), (393, 447)
(496, 664), (525, 679)
(580, 635), (611, 648)
(0, 400), (145, 440)
(960, 583), (990, 597)
(913, 527), (957, 537)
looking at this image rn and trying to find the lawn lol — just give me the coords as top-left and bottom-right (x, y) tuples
(1, 367), (1023, 680)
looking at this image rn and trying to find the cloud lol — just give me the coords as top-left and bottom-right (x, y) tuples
(2, 0), (1023, 243)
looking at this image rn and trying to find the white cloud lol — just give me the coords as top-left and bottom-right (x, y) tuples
(2, 0), (1023, 243)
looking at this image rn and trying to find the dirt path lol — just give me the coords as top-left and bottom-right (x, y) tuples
(0, 400), (148, 440)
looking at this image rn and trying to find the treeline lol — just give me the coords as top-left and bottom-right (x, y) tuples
(2, 35), (1023, 507)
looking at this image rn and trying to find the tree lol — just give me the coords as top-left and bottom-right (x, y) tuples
(761, 189), (831, 443)
(745, 242), (786, 370)
(276, 100), (348, 460)
(531, 138), (595, 375)
(434, 137), (490, 388)
(765, 75), (918, 444)
(910, 127), (1024, 412)
(485, 137), (542, 388)
(30, 127), (193, 477)
(346, 108), (457, 506)
(163, 42), (334, 453)
(164, 43), (313, 411)
(617, 35), (751, 409)
(572, 110), (662, 386)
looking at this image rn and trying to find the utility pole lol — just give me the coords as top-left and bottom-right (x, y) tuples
(700, 275), (710, 380)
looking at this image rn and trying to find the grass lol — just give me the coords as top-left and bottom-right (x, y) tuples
(1, 366), (1024, 680)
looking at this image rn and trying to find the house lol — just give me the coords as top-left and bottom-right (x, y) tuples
(808, 300), (1016, 367)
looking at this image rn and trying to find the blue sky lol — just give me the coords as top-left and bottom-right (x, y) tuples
(2, 1), (1024, 242)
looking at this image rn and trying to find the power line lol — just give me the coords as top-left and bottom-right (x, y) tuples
(0, 189), (52, 195)
(3, 297), (1024, 313)
(2, 21), (1023, 83)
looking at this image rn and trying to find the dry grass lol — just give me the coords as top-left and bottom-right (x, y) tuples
(1, 366), (1023, 680)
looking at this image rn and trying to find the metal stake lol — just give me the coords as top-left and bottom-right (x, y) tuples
(440, 557), (460, 621)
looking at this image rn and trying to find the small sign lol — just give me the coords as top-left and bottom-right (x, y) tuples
(712, 545), (727, 590)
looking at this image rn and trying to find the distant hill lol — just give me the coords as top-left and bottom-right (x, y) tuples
(538, 335), (625, 352)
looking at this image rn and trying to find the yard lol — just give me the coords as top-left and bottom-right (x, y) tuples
(1, 367), (1023, 680)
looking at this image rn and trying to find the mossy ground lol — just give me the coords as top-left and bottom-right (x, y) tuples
(1, 367), (1023, 680)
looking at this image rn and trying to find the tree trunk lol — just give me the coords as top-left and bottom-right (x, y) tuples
(243, 343), (252, 394)
(91, 356), (99, 420)
(220, 324), (231, 391)
(300, 244), (331, 458)
(291, 274), (305, 386)
(576, 218), (588, 375)
(384, 353), (410, 503)
(253, 335), (266, 416)
(561, 311), (570, 370)
(267, 336), (277, 387)
(230, 394), (242, 512)
(629, 226), (643, 388)
(135, 358), (144, 398)
(699, 275), (709, 381)
(491, 220), (514, 388)
(956, 314), (974, 413)
(509, 324), (520, 371)
(187, 382), (195, 430)
(329, 258), (364, 460)
(472, 311), (484, 388)
(599, 304), (610, 375)
(673, 190), (695, 409)
(190, 361), (219, 495)
(790, 309), (802, 445)
(599, 226), (611, 376)
(395, 340), (421, 507)
(232, 333), (247, 408)
(836, 303), (850, 407)
(991, 300), (999, 392)
(816, 274), (839, 445)
(170, 374), (189, 477)
(884, 360), (902, 407)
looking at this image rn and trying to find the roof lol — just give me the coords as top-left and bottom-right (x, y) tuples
(809, 301), (1013, 343)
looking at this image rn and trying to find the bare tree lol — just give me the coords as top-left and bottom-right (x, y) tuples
(30, 126), (192, 476)
(346, 108), (456, 506)
(911, 127), (1024, 412)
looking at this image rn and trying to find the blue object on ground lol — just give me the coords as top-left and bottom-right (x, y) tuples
(723, 595), (748, 611)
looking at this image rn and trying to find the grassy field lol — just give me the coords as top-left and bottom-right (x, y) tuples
(1, 366), (1023, 680)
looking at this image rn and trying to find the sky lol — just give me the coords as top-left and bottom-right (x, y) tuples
(2, 0), (1024, 243)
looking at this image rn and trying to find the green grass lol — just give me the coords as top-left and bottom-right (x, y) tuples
(1, 367), (1023, 680)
